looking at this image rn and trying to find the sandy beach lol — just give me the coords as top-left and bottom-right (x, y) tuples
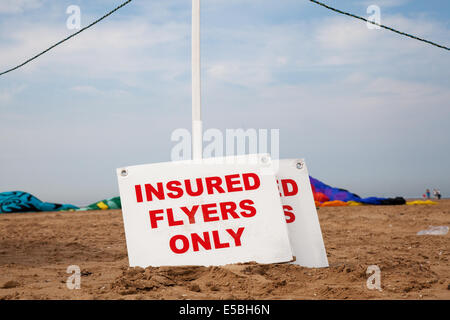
(0, 200), (448, 300)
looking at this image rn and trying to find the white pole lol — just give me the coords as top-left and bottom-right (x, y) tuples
(192, 0), (202, 160)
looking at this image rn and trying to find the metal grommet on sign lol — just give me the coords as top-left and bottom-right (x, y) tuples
(120, 169), (128, 177)
(296, 161), (303, 170)
(260, 156), (269, 165)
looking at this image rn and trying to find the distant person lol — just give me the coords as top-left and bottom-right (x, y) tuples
(436, 189), (442, 200)
(433, 189), (438, 199)
(426, 189), (431, 199)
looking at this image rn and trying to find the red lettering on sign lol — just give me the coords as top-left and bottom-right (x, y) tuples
(242, 173), (260, 191)
(205, 176), (226, 194)
(226, 227), (245, 246)
(180, 205), (199, 224)
(202, 203), (220, 222)
(145, 182), (165, 201)
(168, 228), (245, 254)
(212, 230), (230, 249)
(185, 178), (203, 196)
(135, 172), (262, 204)
(148, 199), (258, 229)
(135, 185), (143, 203)
(149, 209), (164, 229)
(191, 231), (212, 252)
(169, 234), (189, 254)
(283, 205), (295, 223)
(166, 180), (183, 199)
(280, 179), (298, 197)
(220, 201), (239, 220)
(225, 174), (243, 192)
(167, 208), (184, 227)
(239, 199), (257, 218)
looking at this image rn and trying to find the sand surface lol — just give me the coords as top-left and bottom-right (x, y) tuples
(0, 200), (449, 300)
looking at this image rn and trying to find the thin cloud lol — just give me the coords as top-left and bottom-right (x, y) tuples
(0, 0), (42, 14)
(357, 0), (410, 8)
(0, 1), (448, 201)
(0, 85), (26, 105)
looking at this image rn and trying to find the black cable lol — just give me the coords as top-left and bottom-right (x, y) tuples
(1, 0), (447, 78)
(0, 0), (133, 77)
(309, 0), (449, 51)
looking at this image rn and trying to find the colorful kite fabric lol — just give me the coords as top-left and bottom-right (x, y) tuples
(319, 200), (349, 207)
(0, 176), (421, 213)
(309, 177), (406, 207)
(0, 191), (79, 213)
(406, 200), (437, 205)
(78, 197), (121, 211)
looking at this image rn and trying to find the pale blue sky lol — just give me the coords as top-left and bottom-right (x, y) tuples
(0, 0), (449, 205)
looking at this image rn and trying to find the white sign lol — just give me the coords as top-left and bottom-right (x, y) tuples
(276, 159), (329, 268)
(117, 154), (293, 267)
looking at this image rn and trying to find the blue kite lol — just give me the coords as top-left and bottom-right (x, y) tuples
(309, 177), (406, 205)
(0, 191), (78, 213)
